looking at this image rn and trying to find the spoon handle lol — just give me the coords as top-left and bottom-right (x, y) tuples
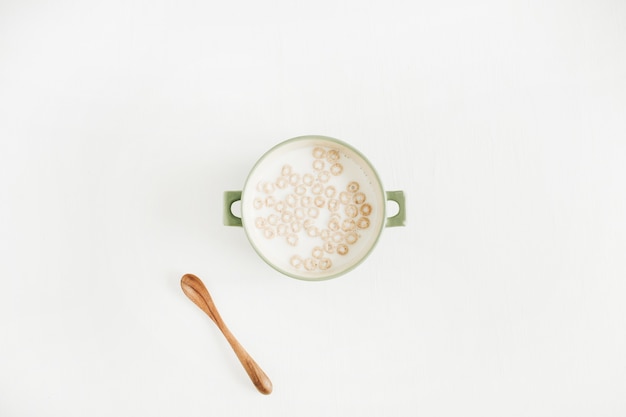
(180, 273), (273, 395)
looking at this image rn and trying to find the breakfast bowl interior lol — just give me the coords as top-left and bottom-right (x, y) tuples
(241, 136), (386, 281)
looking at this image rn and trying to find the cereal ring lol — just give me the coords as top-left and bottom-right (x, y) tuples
(306, 226), (320, 237)
(276, 176), (288, 189)
(318, 171), (331, 183)
(330, 163), (343, 176)
(357, 217), (370, 229)
(314, 196), (325, 208)
(266, 196), (276, 208)
(323, 241), (335, 254)
(318, 258), (332, 271)
(304, 258), (318, 271)
(255, 217), (266, 229)
(345, 231), (358, 245)
(332, 231), (344, 243)
(267, 214), (279, 225)
(360, 203), (372, 216)
(286, 194), (298, 208)
(320, 229), (331, 240)
(281, 164), (292, 176)
(273, 200), (284, 212)
(353, 192), (366, 205)
(312, 246), (324, 259)
(328, 218), (340, 232)
(277, 223), (289, 236)
(253, 198), (263, 210)
(313, 159), (325, 171)
(339, 191), (351, 205)
(264, 228), (276, 239)
(326, 149), (340, 163)
(294, 207), (306, 220)
(327, 198), (340, 212)
(337, 243), (349, 255)
(307, 207), (319, 218)
(290, 255), (302, 269)
(347, 181), (360, 193)
(324, 185), (336, 199)
(311, 183), (324, 195)
(303, 173), (315, 186)
(281, 210), (293, 223)
(286, 233), (298, 246)
(263, 182), (275, 194)
(303, 218), (314, 229)
(312, 147), (326, 159)
(291, 221), (302, 233)
(300, 196), (312, 207)
(289, 173), (301, 186)
(345, 204), (358, 218)
(342, 218), (356, 232)
(295, 185), (307, 196)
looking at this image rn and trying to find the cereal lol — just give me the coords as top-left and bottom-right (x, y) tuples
(353, 192), (366, 205)
(345, 231), (358, 245)
(339, 191), (351, 205)
(294, 207), (306, 220)
(289, 173), (301, 186)
(286, 233), (298, 246)
(295, 185), (307, 196)
(313, 159), (325, 171)
(318, 258), (332, 270)
(326, 149), (339, 163)
(304, 258), (318, 271)
(357, 217), (370, 229)
(263, 182), (275, 194)
(342, 218), (356, 232)
(311, 183), (324, 195)
(313, 147), (326, 159)
(264, 228), (276, 239)
(318, 171), (330, 183)
(330, 163), (343, 176)
(345, 204), (358, 218)
(277, 223), (289, 236)
(281, 210), (293, 223)
(286, 194), (298, 208)
(337, 243), (349, 255)
(273, 200), (284, 212)
(312, 246), (324, 259)
(290, 255), (302, 269)
(327, 198), (340, 212)
(276, 176), (288, 189)
(254, 144), (375, 275)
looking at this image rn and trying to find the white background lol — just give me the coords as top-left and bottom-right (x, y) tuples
(1, 1), (625, 416)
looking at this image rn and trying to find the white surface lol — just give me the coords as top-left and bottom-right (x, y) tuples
(1, 1), (625, 416)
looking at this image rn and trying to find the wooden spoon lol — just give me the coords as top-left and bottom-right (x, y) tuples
(180, 273), (273, 395)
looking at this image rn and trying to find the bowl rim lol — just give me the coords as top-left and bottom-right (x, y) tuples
(240, 135), (387, 281)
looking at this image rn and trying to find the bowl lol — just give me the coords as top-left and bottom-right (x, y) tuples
(224, 135), (405, 281)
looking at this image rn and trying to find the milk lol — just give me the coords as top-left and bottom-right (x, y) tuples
(241, 138), (384, 279)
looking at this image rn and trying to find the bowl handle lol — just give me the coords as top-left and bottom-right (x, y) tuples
(223, 191), (243, 227)
(385, 191), (406, 227)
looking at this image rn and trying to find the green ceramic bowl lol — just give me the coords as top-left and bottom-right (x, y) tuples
(224, 135), (405, 281)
